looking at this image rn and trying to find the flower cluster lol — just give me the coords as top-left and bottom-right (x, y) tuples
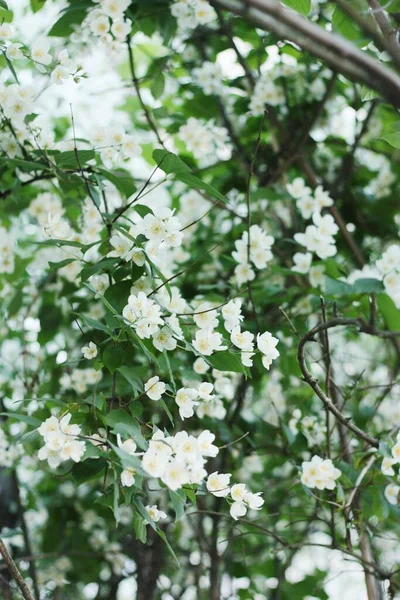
(90, 124), (142, 168)
(287, 179), (333, 220)
(178, 117), (230, 161)
(300, 455), (341, 491)
(38, 414), (86, 469)
(289, 410), (326, 447)
(141, 429), (218, 491)
(123, 292), (164, 340)
(86, 0), (132, 44)
(294, 212), (339, 259)
(249, 73), (284, 115)
(376, 244), (400, 309)
(232, 224), (275, 285)
(193, 61), (224, 95)
(171, 0), (216, 30)
(206, 472), (264, 519)
(0, 226), (16, 274)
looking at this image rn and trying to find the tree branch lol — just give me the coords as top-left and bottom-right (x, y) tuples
(210, 0), (400, 107)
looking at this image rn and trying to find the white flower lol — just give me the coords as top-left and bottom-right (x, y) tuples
(230, 501), (247, 520)
(257, 331), (279, 369)
(175, 387), (198, 420)
(292, 252), (312, 274)
(90, 15), (110, 36)
(287, 177), (311, 199)
(222, 299), (243, 332)
(6, 43), (24, 61)
(193, 302), (218, 330)
(81, 342), (98, 360)
(142, 450), (170, 478)
(244, 491), (264, 510)
(197, 430), (218, 457)
(192, 329), (226, 356)
(382, 457), (396, 476)
(146, 505), (167, 523)
(121, 468), (135, 487)
(111, 18), (131, 41)
(231, 483), (247, 502)
(31, 39), (52, 66)
(234, 263), (255, 286)
(144, 376), (166, 401)
(230, 326), (254, 351)
(206, 471), (231, 497)
(0, 23), (13, 40)
(391, 441), (400, 463)
(384, 483), (399, 505)
(152, 327), (177, 352)
(193, 357), (210, 374)
(51, 65), (69, 85)
(162, 460), (187, 491)
(121, 134), (141, 159)
(89, 274), (110, 296)
(108, 234), (134, 261)
(59, 439), (86, 462)
(117, 435), (137, 455)
(314, 185), (333, 210)
(297, 195), (316, 220)
(197, 382), (214, 402)
(301, 455), (341, 490)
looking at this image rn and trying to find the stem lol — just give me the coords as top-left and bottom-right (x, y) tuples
(0, 539), (35, 600)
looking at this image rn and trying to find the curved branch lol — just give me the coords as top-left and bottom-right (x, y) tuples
(0, 539), (34, 600)
(211, 0), (400, 108)
(297, 318), (382, 448)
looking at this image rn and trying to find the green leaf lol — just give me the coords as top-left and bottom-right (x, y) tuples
(151, 73), (165, 99)
(117, 366), (143, 394)
(0, 0), (8, 9)
(177, 172), (227, 204)
(282, 0), (310, 15)
(54, 149), (95, 169)
(81, 258), (119, 283)
(49, 5), (89, 37)
(0, 157), (48, 171)
(103, 345), (126, 373)
(0, 412), (40, 427)
(78, 314), (112, 335)
(113, 469), (120, 524)
(133, 512), (147, 543)
(104, 280), (132, 313)
(30, 0), (46, 12)
(72, 460), (105, 485)
(380, 123), (400, 149)
(379, 442), (391, 458)
(208, 351), (245, 374)
(97, 168), (137, 199)
(169, 489), (185, 520)
(104, 410), (147, 449)
(3, 50), (19, 83)
(325, 277), (384, 296)
(377, 294), (400, 331)
(152, 149), (191, 174)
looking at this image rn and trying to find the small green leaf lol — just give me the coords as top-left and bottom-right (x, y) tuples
(72, 460), (105, 485)
(208, 351), (245, 374)
(282, 0), (310, 15)
(151, 73), (165, 99)
(103, 345), (126, 373)
(152, 149), (191, 174)
(54, 149), (95, 169)
(0, 412), (40, 427)
(97, 168), (137, 199)
(117, 366), (142, 394)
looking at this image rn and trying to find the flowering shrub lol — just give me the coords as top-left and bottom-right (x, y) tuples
(1, 0), (400, 599)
